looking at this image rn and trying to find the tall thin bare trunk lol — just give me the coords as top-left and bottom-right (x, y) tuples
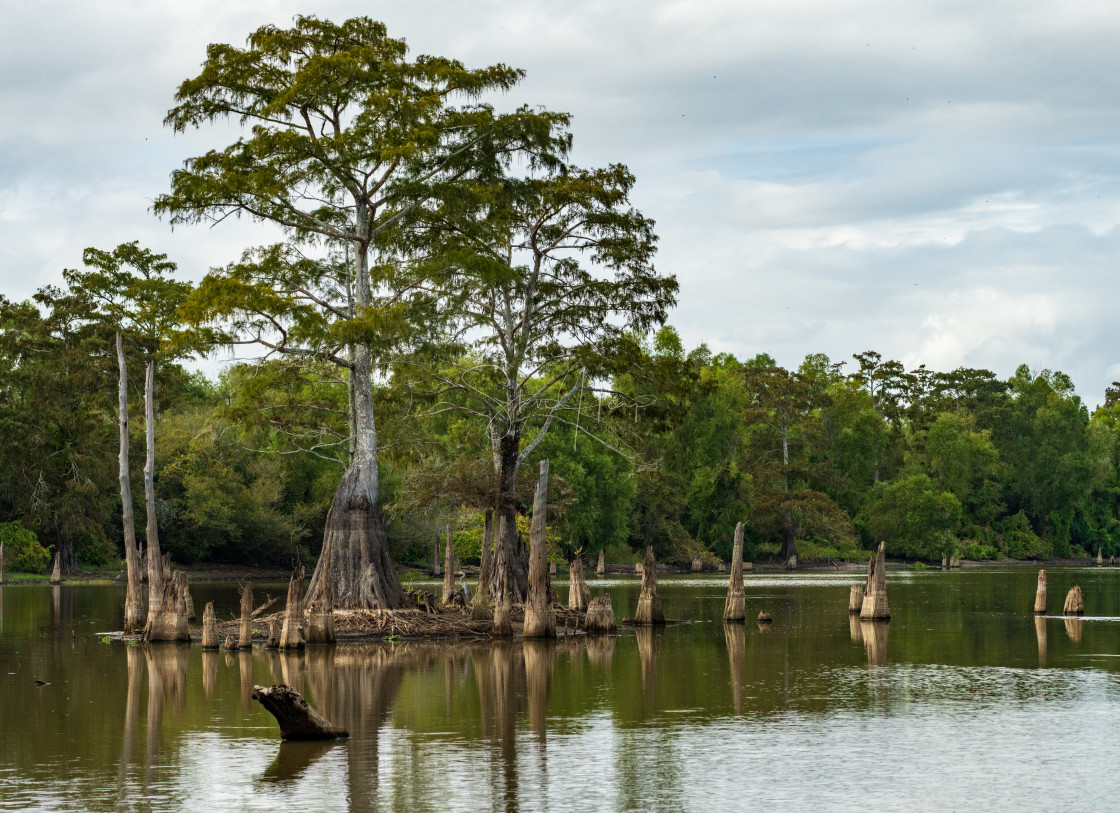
(143, 362), (164, 615)
(523, 461), (555, 638)
(117, 335), (145, 632)
(442, 528), (457, 604)
(723, 521), (745, 621)
(239, 584), (254, 648)
(473, 509), (493, 608)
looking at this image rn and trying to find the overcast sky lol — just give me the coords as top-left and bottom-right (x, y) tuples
(2, 0), (1119, 403)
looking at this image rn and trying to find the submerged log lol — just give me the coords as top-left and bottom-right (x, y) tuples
(859, 541), (891, 621)
(442, 528), (456, 605)
(568, 559), (590, 612)
(596, 550), (605, 576)
(585, 594), (617, 633)
(849, 584), (865, 614)
(634, 546), (665, 625)
(523, 460), (556, 638)
(201, 602), (220, 649)
(239, 584), (254, 649)
(252, 684), (349, 740)
(141, 570), (191, 643)
(279, 566), (305, 650)
(1034, 570), (1047, 614)
(1063, 585), (1084, 615)
(723, 522), (746, 622)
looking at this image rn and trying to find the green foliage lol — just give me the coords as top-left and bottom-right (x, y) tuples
(857, 474), (962, 559)
(0, 522), (50, 574)
(996, 511), (1050, 559)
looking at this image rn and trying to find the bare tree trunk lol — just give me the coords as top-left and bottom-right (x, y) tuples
(280, 566), (306, 650)
(201, 601), (219, 649)
(141, 570), (191, 642)
(492, 513), (513, 636)
(143, 362), (164, 616)
(252, 685), (349, 740)
(634, 546), (664, 624)
(473, 509), (493, 609)
(117, 334), (145, 632)
(431, 533), (441, 577)
(523, 461), (555, 638)
(239, 584), (254, 648)
(442, 528), (456, 604)
(859, 541), (890, 620)
(723, 521), (745, 622)
(568, 558), (590, 611)
(1034, 570), (1047, 614)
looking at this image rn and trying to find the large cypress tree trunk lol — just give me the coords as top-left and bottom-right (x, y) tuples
(118, 335), (145, 633)
(523, 461), (555, 638)
(492, 430), (529, 603)
(306, 230), (405, 610)
(143, 362), (164, 616)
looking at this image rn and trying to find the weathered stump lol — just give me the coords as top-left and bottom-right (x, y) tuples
(442, 528), (457, 605)
(596, 550), (606, 576)
(634, 562), (644, 575)
(1098, 548), (1104, 566)
(849, 583), (865, 614)
(252, 684), (349, 740)
(266, 619), (280, 649)
(142, 570), (191, 643)
(1063, 585), (1084, 615)
(185, 588), (196, 622)
(223, 634), (237, 650)
(949, 556), (961, 569)
(757, 611), (772, 624)
(1033, 570), (1047, 614)
(785, 555), (798, 570)
(585, 594), (617, 633)
(49, 551), (61, 585)
(941, 555), (948, 570)
(634, 546), (665, 625)
(860, 541), (890, 621)
(201, 601), (220, 649)
(691, 556), (703, 573)
(279, 566), (305, 650)
(237, 584), (253, 648)
(723, 522), (746, 622)
(523, 461), (556, 638)
(306, 561), (335, 645)
(568, 559), (590, 612)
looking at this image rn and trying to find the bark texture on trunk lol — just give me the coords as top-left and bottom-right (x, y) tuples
(201, 601), (219, 649)
(144, 362), (165, 616)
(0, 541), (4, 583)
(849, 584), (865, 614)
(431, 533), (441, 577)
(1034, 570), (1047, 615)
(522, 461), (555, 639)
(585, 594), (617, 632)
(634, 546), (665, 624)
(859, 541), (890, 620)
(723, 521), (745, 622)
(596, 550), (605, 576)
(473, 508), (493, 609)
(117, 335), (145, 633)
(239, 584), (254, 648)
(567, 559), (590, 611)
(306, 557), (335, 645)
(252, 684), (349, 740)
(280, 566), (305, 650)
(141, 570), (191, 643)
(50, 551), (61, 585)
(442, 528), (456, 604)
(1063, 585), (1084, 615)
(266, 620), (280, 649)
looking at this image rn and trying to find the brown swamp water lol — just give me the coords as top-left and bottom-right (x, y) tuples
(2, 568), (1120, 811)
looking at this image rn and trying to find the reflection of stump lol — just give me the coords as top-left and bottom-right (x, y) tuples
(849, 584), (865, 614)
(1035, 615), (1047, 666)
(724, 622), (745, 714)
(1063, 586), (1084, 615)
(586, 634), (616, 668)
(1064, 616), (1083, 643)
(849, 613), (863, 642)
(523, 641), (555, 743)
(860, 620), (889, 666)
(585, 594), (617, 633)
(202, 650), (218, 697)
(568, 559), (590, 611)
(1033, 570), (1047, 614)
(634, 547), (665, 625)
(635, 625), (663, 704)
(201, 602), (220, 649)
(252, 684), (349, 740)
(860, 541), (890, 620)
(723, 522), (745, 622)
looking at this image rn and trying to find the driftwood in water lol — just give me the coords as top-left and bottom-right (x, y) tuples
(1034, 570), (1047, 614)
(142, 570), (191, 642)
(634, 546), (665, 625)
(849, 584), (865, 614)
(568, 559), (590, 611)
(252, 684), (349, 740)
(442, 528), (456, 604)
(201, 602), (220, 649)
(1063, 585), (1084, 615)
(723, 522), (745, 622)
(859, 541), (890, 620)
(523, 460), (556, 638)
(238, 584), (254, 648)
(596, 550), (605, 576)
(279, 567), (305, 650)
(266, 619), (280, 649)
(585, 594), (617, 633)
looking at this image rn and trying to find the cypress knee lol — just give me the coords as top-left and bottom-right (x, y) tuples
(723, 522), (746, 622)
(523, 461), (556, 638)
(859, 541), (890, 620)
(1033, 570), (1047, 615)
(201, 602), (220, 649)
(568, 559), (590, 611)
(634, 546), (665, 625)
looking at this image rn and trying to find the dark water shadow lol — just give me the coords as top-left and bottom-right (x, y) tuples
(261, 739), (343, 784)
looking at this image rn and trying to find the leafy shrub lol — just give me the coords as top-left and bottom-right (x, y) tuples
(0, 521), (51, 574)
(997, 511), (1050, 559)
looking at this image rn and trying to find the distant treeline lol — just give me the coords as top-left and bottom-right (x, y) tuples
(1, 287), (1116, 571)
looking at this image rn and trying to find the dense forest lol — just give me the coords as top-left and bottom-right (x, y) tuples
(2, 16), (1119, 580)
